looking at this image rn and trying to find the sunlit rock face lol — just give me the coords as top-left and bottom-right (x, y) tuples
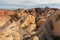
(0, 7), (60, 40)
(0, 9), (15, 16)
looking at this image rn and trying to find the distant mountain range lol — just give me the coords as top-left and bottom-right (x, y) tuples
(0, 4), (60, 9)
(24, 4), (60, 9)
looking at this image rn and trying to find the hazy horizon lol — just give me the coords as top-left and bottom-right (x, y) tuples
(0, 0), (60, 9)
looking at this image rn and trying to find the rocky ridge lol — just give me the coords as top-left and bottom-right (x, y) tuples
(0, 7), (60, 40)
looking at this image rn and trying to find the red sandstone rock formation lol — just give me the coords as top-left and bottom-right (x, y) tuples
(0, 9), (15, 16)
(0, 7), (60, 40)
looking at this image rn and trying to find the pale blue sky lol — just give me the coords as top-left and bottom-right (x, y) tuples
(0, 0), (60, 9)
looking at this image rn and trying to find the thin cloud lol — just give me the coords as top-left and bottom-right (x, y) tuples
(0, 0), (60, 9)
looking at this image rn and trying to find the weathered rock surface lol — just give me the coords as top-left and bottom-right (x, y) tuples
(0, 7), (60, 40)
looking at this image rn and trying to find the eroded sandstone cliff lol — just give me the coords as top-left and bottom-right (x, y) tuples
(0, 7), (60, 40)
